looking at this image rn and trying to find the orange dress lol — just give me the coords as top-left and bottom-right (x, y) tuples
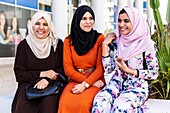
(58, 34), (105, 113)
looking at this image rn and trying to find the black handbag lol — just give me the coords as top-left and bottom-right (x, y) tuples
(26, 73), (66, 100)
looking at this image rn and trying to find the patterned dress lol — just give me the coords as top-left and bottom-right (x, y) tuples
(92, 43), (159, 113)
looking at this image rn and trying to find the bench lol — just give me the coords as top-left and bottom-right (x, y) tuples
(145, 99), (170, 113)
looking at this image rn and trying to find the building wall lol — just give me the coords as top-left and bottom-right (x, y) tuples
(0, 0), (169, 59)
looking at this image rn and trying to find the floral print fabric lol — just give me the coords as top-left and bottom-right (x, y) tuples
(92, 44), (159, 113)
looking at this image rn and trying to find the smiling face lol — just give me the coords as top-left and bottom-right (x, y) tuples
(33, 17), (49, 39)
(118, 13), (132, 35)
(79, 12), (94, 32)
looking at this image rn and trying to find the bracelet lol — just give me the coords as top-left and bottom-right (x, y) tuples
(133, 69), (137, 77)
(136, 69), (139, 78)
(102, 55), (110, 58)
(102, 42), (108, 45)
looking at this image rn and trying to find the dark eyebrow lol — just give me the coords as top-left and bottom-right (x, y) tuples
(118, 18), (130, 23)
(35, 22), (40, 25)
(43, 23), (48, 26)
(34, 22), (48, 26)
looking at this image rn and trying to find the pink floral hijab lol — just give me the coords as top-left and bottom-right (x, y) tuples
(117, 6), (155, 60)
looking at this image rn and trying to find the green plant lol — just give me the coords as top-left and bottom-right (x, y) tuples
(166, 0), (170, 24)
(150, 0), (170, 99)
(151, 45), (170, 99)
(150, 0), (165, 49)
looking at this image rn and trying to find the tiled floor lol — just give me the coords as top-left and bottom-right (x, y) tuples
(0, 65), (17, 113)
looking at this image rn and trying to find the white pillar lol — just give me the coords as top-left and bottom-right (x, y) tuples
(147, 0), (154, 34)
(135, 0), (143, 14)
(91, 0), (105, 33)
(79, 0), (88, 6)
(159, 0), (168, 25)
(118, 0), (128, 12)
(127, 0), (134, 7)
(52, 0), (68, 41)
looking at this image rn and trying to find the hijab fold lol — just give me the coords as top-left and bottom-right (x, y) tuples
(26, 11), (59, 59)
(70, 5), (101, 56)
(117, 6), (155, 60)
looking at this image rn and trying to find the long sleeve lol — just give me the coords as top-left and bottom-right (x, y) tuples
(102, 44), (159, 83)
(63, 35), (105, 85)
(85, 35), (105, 85)
(138, 46), (159, 80)
(102, 43), (117, 75)
(14, 41), (40, 83)
(63, 37), (87, 82)
(14, 39), (65, 84)
(54, 40), (64, 74)
(102, 53), (116, 75)
(54, 40), (67, 83)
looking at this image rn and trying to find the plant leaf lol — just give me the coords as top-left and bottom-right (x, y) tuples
(151, 79), (159, 84)
(166, 0), (170, 23)
(165, 63), (170, 68)
(165, 80), (170, 98)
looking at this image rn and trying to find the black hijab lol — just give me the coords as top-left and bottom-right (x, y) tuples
(70, 5), (101, 56)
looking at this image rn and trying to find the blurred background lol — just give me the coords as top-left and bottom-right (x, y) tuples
(0, 0), (169, 113)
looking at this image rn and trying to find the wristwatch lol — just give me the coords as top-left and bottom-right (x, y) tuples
(82, 81), (89, 88)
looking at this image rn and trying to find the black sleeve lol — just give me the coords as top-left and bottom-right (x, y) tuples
(13, 40), (40, 84)
(55, 39), (68, 83)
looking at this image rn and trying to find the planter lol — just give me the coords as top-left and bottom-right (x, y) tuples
(145, 99), (170, 113)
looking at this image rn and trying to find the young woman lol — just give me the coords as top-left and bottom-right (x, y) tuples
(92, 6), (159, 113)
(58, 5), (105, 113)
(11, 11), (67, 113)
(0, 11), (10, 44)
(10, 16), (22, 44)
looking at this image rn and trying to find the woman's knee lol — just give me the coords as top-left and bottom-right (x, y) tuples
(113, 96), (139, 112)
(41, 95), (59, 107)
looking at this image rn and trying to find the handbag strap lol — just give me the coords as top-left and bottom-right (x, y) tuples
(58, 73), (67, 82)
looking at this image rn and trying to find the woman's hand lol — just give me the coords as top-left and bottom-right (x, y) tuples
(102, 32), (116, 57)
(115, 58), (129, 72)
(71, 83), (86, 94)
(115, 58), (136, 76)
(40, 70), (58, 80)
(103, 32), (116, 45)
(93, 80), (104, 88)
(34, 79), (49, 89)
